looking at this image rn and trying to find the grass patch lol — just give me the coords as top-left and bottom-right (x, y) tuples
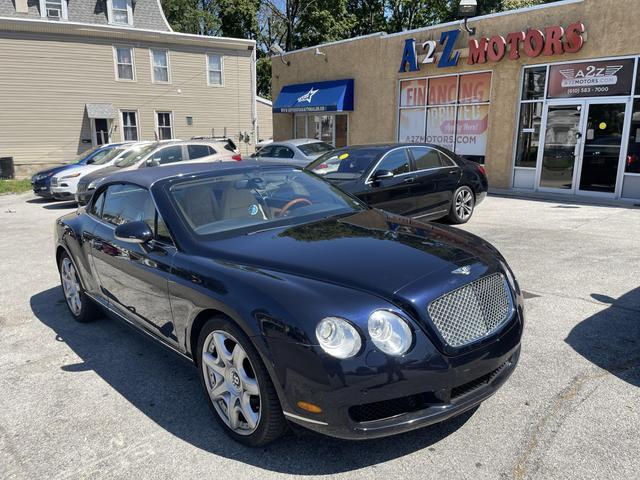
(0, 179), (32, 195)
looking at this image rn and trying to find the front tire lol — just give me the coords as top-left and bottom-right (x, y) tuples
(58, 252), (100, 323)
(447, 186), (475, 224)
(197, 317), (288, 447)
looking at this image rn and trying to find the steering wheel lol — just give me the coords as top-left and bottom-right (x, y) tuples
(277, 198), (312, 217)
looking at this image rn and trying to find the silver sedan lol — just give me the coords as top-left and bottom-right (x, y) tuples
(250, 138), (334, 167)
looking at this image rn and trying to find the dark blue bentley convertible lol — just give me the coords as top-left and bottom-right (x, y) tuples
(55, 161), (523, 446)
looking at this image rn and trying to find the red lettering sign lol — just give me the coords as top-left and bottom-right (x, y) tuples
(467, 22), (585, 65)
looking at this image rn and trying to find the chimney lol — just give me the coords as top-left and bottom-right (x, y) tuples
(15, 0), (29, 14)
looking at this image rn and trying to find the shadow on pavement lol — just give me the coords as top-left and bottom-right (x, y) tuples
(566, 287), (640, 387)
(31, 286), (474, 474)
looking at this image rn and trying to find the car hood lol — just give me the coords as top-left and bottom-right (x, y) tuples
(205, 209), (500, 299)
(78, 165), (122, 185)
(32, 165), (70, 179)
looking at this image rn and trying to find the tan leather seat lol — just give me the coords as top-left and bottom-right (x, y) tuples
(182, 185), (220, 227)
(220, 187), (264, 220)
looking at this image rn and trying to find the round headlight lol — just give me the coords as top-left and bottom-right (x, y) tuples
(315, 317), (362, 359)
(368, 310), (413, 356)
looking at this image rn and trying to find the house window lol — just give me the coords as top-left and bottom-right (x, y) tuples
(156, 112), (173, 140)
(151, 49), (170, 83)
(207, 54), (223, 86)
(122, 111), (139, 141)
(114, 46), (135, 81)
(108, 0), (133, 25)
(40, 0), (68, 20)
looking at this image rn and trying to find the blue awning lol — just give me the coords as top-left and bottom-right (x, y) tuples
(273, 79), (354, 113)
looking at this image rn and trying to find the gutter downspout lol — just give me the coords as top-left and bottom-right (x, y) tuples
(250, 46), (257, 151)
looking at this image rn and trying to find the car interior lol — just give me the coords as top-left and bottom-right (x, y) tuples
(170, 170), (359, 235)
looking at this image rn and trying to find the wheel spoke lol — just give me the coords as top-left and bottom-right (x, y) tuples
(231, 344), (247, 371)
(212, 333), (233, 366)
(228, 396), (241, 429)
(241, 373), (259, 396)
(202, 351), (226, 376)
(240, 392), (258, 429)
(209, 380), (229, 400)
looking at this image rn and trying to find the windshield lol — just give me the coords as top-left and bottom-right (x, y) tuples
(73, 146), (104, 164)
(92, 147), (125, 166)
(115, 144), (157, 167)
(169, 167), (364, 237)
(307, 148), (380, 180)
(298, 142), (334, 157)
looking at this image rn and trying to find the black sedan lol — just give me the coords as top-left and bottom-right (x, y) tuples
(55, 161), (522, 446)
(306, 143), (488, 223)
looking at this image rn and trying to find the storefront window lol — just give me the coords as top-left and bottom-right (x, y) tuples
(398, 72), (492, 163)
(515, 103), (543, 168)
(626, 99), (640, 174)
(294, 114), (347, 147)
(522, 66), (547, 100)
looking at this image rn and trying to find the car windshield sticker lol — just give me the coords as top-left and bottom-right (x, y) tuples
(248, 204), (259, 216)
(339, 153), (349, 160)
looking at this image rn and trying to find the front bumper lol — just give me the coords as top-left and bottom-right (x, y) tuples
(270, 308), (523, 440)
(32, 183), (53, 198)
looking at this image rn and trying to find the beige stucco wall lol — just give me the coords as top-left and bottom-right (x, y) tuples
(273, 0), (640, 189)
(0, 30), (255, 175)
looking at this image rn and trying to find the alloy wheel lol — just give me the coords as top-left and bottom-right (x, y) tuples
(201, 330), (261, 435)
(455, 189), (474, 221)
(61, 257), (82, 315)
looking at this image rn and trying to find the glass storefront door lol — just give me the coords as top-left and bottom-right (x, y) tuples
(538, 100), (627, 195)
(539, 103), (584, 190)
(577, 102), (626, 194)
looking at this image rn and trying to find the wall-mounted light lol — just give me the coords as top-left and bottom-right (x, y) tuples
(186, 116), (193, 126)
(270, 43), (290, 66)
(458, 0), (477, 35)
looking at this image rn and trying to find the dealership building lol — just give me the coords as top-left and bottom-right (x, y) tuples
(271, 0), (640, 202)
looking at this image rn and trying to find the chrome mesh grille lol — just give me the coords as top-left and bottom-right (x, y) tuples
(50, 177), (58, 187)
(427, 274), (512, 348)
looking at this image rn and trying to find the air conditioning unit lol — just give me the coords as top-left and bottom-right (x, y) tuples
(47, 8), (61, 20)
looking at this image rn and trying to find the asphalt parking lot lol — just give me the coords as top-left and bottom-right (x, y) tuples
(1, 192), (639, 479)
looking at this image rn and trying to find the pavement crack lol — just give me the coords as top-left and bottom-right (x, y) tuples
(512, 370), (602, 480)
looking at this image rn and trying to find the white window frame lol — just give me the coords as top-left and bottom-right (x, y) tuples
(39, 0), (68, 21)
(206, 53), (224, 87)
(120, 109), (140, 142)
(149, 49), (171, 84)
(113, 45), (136, 82)
(155, 111), (174, 140)
(107, 0), (133, 26)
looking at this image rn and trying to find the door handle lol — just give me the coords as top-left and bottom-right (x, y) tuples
(448, 170), (458, 175)
(403, 177), (415, 184)
(91, 239), (103, 249)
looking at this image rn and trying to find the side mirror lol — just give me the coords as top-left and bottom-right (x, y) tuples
(146, 158), (160, 167)
(114, 221), (153, 244)
(371, 169), (394, 181)
(86, 158), (95, 165)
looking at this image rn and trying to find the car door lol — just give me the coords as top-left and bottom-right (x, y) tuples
(357, 147), (415, 215)
(187, 144), (215, 161)
(146, 145), (185, 167)
(408, 146), (460, 218)
(89, 183), (180, 346)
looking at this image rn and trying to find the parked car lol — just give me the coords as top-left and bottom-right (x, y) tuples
(31, 143), (124, 199)
(50, 142), (148, 201)
(55, 161), (523, 447)
(75, 140), (240, 205)
(250, 139), (334, 167)
(306, 143), (488, 224)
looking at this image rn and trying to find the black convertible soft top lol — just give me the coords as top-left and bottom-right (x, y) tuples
(100, 160), (294, 189)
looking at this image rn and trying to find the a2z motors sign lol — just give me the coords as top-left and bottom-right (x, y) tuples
(547, 59), (635, 98)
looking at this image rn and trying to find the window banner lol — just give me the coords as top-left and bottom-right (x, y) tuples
(455, 104), (490, 156)
(547, 59), (634, 98)
(425, 106), (456, 150)
(400, 79), (427, 107)
(398, 109), (426, 142)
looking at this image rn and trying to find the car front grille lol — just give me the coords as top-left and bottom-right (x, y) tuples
(77, 183), (87, 194)
(427, 273), (513, 348)
(50, 177), (58, 187)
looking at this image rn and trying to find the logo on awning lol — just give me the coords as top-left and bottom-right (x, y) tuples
(297, 87), (319, 103)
